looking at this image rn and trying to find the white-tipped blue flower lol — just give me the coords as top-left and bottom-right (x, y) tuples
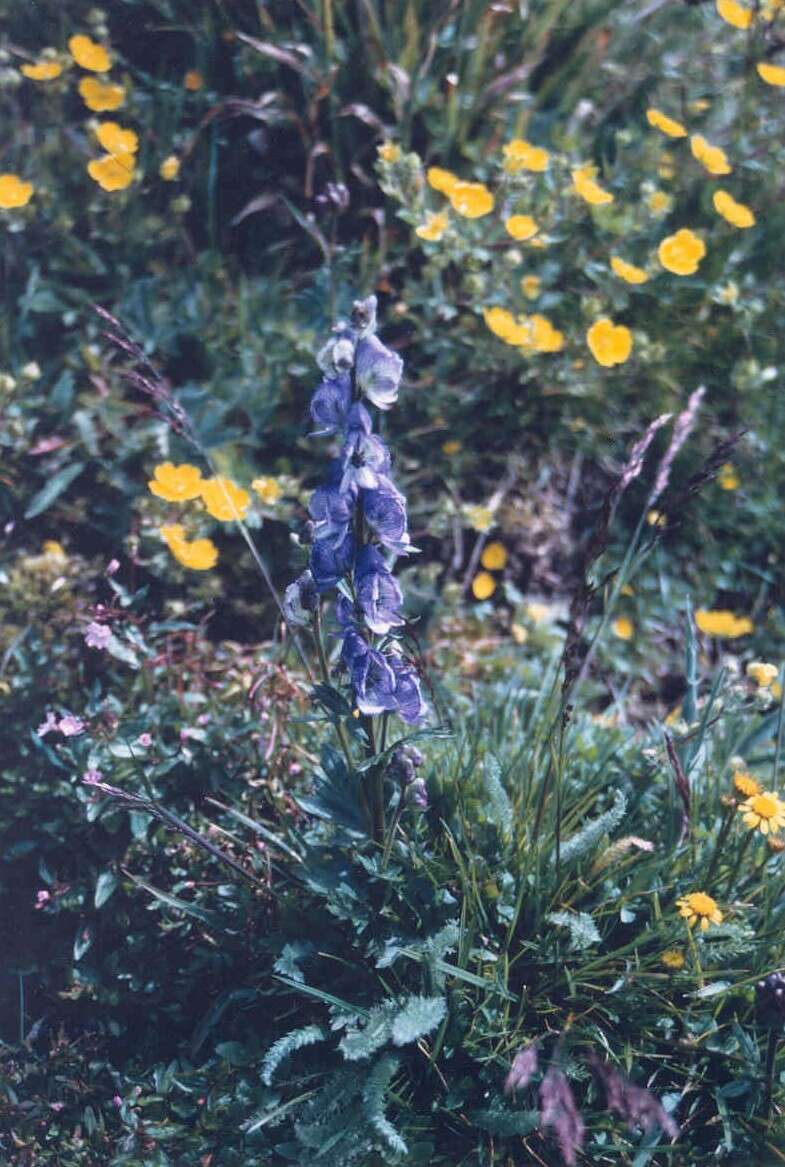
(283, 570), (318, 626)
(355, 335), (403, 411)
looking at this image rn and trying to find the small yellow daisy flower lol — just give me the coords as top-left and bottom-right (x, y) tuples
(739, 790), (785, 835)
(676, 891), (723, 931)
(733, 770), (762, 798)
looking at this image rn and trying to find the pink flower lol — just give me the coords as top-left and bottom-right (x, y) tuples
(137, 732), (153, 748)
(83, 768), (103, 785)
(85, 622), (111, 650)
(106, 558), (120, 575)
(37, 711), (59, 737)
(59, 714), (85, 737)
(35, 889), (51, 909)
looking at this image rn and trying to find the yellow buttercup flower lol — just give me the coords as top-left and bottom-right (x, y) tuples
(79, 77), (125, 111)
(587, 318), (633, 367)
(572, 165), (614, 206)
(502, 139), (550, 173)
(0, 174), (34, 209)
(95, 122), (139, 156)
(377, 141), (401, 164)
(646, 108), (687, 138)
(695, 608), (753, 637)
(184, 69), (204, 91)
(21, 59), (63, 81)
(481, 542), (508, 571)
(716, 0), (753, 28)
(68, 34), (111, 72)
(733, 770), (762, 798)
(521, 275), (541, 300)
(647, 189), (672, 217)
(676, 891), (723, 931)
(159, 155), (180, 181)
(658, 228), (706, 275)
(200, 476), (251, 522)
(251, 476), (282, 504)
(610, 256), (649, 285)
(718, 462), (739, 489)
(415, 211), (448, 241)
(472, 571), (496, 601)
(427, 166), (460, 196)
(87, 153), (135, 191)
(148, 462), (204, 502)
(713, 190), (755, 229)
(523, 314), (564, 354)
(612, 616), (634, 640)
(739, 790), (785, 835)
(161, 524), (218, 570)
(483, 306), (528, 346)
(690, 134), (732, 176)
(449, 181), (494, 218)
(505, 214), (539, 241)
(661, 949), (686, 970)
(746, 661), (779, 687)
(757, 62), (785, 87)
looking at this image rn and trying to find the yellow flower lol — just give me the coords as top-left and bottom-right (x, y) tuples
(441, 439), (462, 456)
(504, 214), (539, 241)
(42, 540), (67, 559)
(695, 608), (753, 637)
(716, 0), (753, 28)
(523, 314), (564, 354)
(647, 189), (672, 216)
(740, 790), (785, 835)
(415, 211), (448, 241)
(148, 462), (204, 502)
(87, 152), (136, 191)
(483, 306), (529, 346)
(676, 891), (723, 931)
(661, 949), (686, 970)
(481, 541), (507, 571)
(587, 318), (633, 367)
(464, 504), (494, 532)
(159, 155), (180, 181)
(647, 509), (667, 528)
(21, 59), (63, 81)
(612, 616), (634, 640)
(757, 62), (785, 87)
(718, 462), (739, 490)
(690, 134), (732, 176)
(733, 770), (762, 798)
(658, 228), (706, 275)
(68, 34), (111, 72)
(95, 121), (139, 155)
(377, 141), (401, 164)
(161, 524), (218, 571)
(0, 174), (34, 209)
(502, 139), (550, 173)
(746, 661), (779, 687)
(427, 166), (460, 196)
(184, 69), (204, 91)
(610, 256), (649, 285)
(713, 190), (755, 229)
(472, 571), (496, 601)
(646, 108), (687, 138)
(572, 165), (614, 206)
(200, 476), (251, 522)
(449, 181), (494, 218)
(251, 476), (282, 504)
(79, 76), (125, 111)
(521, 275), (541, 300)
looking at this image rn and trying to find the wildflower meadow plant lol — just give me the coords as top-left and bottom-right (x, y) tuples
(284, 295), (427, 840)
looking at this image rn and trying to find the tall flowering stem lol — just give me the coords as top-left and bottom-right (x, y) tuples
(284, 296), (426, 842)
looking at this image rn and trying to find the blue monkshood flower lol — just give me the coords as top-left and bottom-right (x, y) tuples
(355, 545), (404, 635)
(355, 334), (403, 411)
(311, 530), (355, 592)
(342, 630), (399, 715)
(351, 295), (377, 337)
(310, 373), (351, 435)
(340, 405), (391, 492)
(389, 655), (426, 724)
(363, 476), (413, 555)
(317, 323), (357, 377)
(283, 569), (318, 626)
(406, 777), (429, 809)
(309, 463), (356, 547)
